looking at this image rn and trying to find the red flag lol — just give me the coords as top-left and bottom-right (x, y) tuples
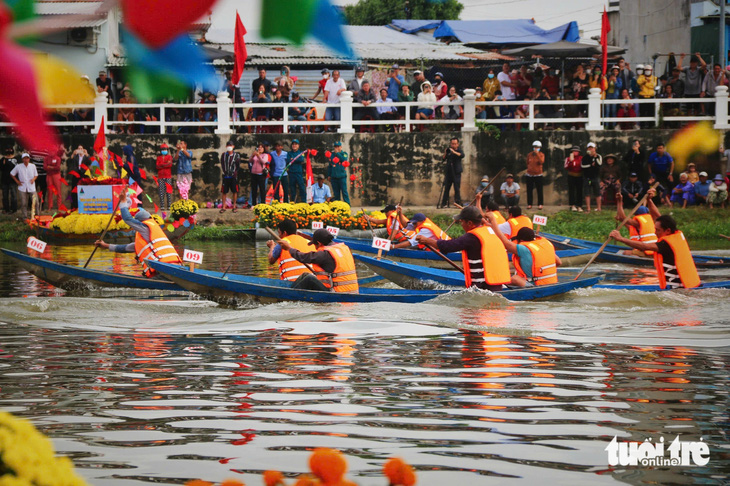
(305, 150), (314, 203)
(94, 116), (106, 172)
(139, 168), (147, 180)
(601, 7), (611, 76)
(232, 12), (247, 86)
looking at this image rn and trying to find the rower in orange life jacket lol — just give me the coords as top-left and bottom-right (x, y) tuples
(609, 191), (700, 289)
(496, 206), (533, 241)
(615, 192), (657, 256)
(267, 218), (313, 281)
(417, 206), (511, 291)
(392, 212), (451, 249)
(277, 228), (359, 293)
(363, 204), (414, 244)
(487, 211), (561, 287)
(94, 190), (182, 277)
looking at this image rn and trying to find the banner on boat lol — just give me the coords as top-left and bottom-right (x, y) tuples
(78, 184), (128, 214)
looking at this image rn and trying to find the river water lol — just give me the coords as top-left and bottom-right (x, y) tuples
(0, 241), (728, 485)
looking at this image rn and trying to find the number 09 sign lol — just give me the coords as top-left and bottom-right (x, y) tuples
(183, 249), (204, 264)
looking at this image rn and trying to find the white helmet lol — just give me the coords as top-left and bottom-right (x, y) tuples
(636, 64), (644, 71)
(532, 141), (542, 147)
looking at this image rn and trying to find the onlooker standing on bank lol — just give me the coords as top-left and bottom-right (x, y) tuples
(326, 141), (350, 204)
(647, 143), (674, 191)
(155, 143), (173, 215)
(10, 153), (37, 220)
(564, 146), (583, 212)
(525, 140), (545, 209)
(0, 148), (17, 213)
(220, 140), (241, 212)
(28, 149), (47, 206)
(440, 137), (464, 208)
(582, 142), (602, 212)
(43, 147), (63, 211)
(175, 140), (193, 199)
(623, 140), (645, 180)
(269, 141), (289, 203)
(249, 142), (269, 206)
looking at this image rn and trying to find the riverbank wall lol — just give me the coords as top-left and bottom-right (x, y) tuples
(2, 130), (727, 207)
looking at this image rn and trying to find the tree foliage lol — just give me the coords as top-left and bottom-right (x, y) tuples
(344, 0), (463, 26)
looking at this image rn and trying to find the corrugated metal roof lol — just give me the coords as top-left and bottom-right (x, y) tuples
(36, 1), (103, 15)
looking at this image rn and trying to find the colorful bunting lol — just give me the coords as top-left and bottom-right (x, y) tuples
(121, 0), (219, 49)
(145, 193), (153, 203)
(60, 178), (68, 186)
(29, 53), (94, 105)
(261, 0), (354, 58)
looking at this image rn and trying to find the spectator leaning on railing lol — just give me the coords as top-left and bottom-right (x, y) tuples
(701, 63), (728, 115)
(348, 66), (366, 93)
(385, 64), (404, 102)
(324, 69), (347, 126)
(678, 53), (707, 115)
(483, 68), (500, 100)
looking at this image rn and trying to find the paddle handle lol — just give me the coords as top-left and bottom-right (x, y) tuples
(573, 182), (660, 280)
(443, 167), (506, 233)
(84, 188), (126, 269)
(362, 207), (376, 238)
(422, 242), (464, 274)
(378, 196), (404, 260)
(265, 226), (317, 274)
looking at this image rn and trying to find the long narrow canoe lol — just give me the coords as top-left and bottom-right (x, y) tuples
(334, 235), (595, 267)
(1, 248), (185, 292)
(353, 254), (602, 300)
(540, 232), (730, 268)
(594, 281), (730, 291)
(148, 260), (450, 306)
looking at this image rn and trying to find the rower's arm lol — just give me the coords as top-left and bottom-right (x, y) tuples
(108, 242), (136, 253)
(646, 190), (661, 219)
(609, 230), (658, 252)
(486, 213), (517, 253)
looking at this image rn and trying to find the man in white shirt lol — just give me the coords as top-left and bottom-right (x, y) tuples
(323, 69), (347, 126)
(10, 153), (38, 219)
(500, 173), (520, 207)
(311, 174), (332, 203)
(375, 88), (398, 122)
(497, 62), (516, 101)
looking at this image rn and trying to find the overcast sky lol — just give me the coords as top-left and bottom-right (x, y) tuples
(210, 0), (607, 41)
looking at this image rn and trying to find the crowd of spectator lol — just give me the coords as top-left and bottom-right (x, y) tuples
(561, 139), (730, 212)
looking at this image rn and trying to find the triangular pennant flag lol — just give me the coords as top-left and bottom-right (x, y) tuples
(152, 175), (158, 184)
(59, 204), (67, 212)
(60, 178), (68, 186)
(311, 0), (355, 58)
(79, 163), (89, 171)
(94, 116), (106, 172)
(68, 170), (81, 178)
(145, 193), (153, 202)
(139, 168), (147, 180)
(166, 183), (173, 194)
(261, 0), (317, 45)
(72, 187), (78, 193)
(154, 203), (160, 213)
(232, 11), (247, 85)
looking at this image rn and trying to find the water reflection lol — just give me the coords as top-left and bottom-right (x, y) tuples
(0, 323), (727, 485)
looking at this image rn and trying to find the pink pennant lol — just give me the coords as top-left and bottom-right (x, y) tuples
(122, 0), (219, 48)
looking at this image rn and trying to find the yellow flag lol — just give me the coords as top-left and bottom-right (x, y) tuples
(666, 121), (722, 173)
(29, 53), (95, 105)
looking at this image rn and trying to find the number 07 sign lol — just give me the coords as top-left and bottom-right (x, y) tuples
(371, 237), (391, 252)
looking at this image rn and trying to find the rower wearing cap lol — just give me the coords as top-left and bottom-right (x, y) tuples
(393, 213), (450, 249)
(610, 189), (700, 289)
(417, 206), (510, 291)
(486, 211), (561, 287)
(615, 191), (657, 256)
(364, 204), (412, 244)
(267, 219), (313, 282)
(278, 228), (359, 293)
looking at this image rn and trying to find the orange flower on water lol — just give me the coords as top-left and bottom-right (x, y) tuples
(293, 475), (321, 486)
(383, 458), (416, 486)
(263, 470), (286, 486)
(221, 480), (246, 486)
(309, 448), (347, 485)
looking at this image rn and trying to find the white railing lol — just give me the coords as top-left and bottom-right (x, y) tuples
(2, 87), (729, 134)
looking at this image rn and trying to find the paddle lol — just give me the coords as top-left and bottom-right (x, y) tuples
(378, 196), (403, 260)
(264, 226), (317, 274)
(443, 167), (506, 234)
(84, 187), (126, 269)
(573, 182), (660, 280)
(362, 207), (376, 239)
(720, 234), (730, 241)
(421, 242), (465, 274)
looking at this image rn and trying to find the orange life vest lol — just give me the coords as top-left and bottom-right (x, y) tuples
(415, 218), (450, 249)
(629, 214), (657, 255)
(278, 234), (313, 281)
(490, 210), (506, 225)
(135, 220), (183, 277)
(461, 226), (511, 288)
(653, 231), (700, 289)
(265, 184), (284, 204)
(512, 237), (559, 285)
(312, 243), (359, 293)
(386, 212), (414, 243)
(507, 215), (533, 237)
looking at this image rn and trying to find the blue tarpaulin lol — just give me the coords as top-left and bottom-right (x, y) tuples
(431, 19), (580, 45)
(389, 19), (443, 34)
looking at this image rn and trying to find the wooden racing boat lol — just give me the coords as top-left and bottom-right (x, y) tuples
(147, 260), (450, 306)
(1, 248), (185, 292)
(540, 232), (730, 268)
(352, 254), (603, 299)
(594, 280), (730, 291)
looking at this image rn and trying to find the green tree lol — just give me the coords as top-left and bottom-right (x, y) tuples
(344, 0), (463, 26)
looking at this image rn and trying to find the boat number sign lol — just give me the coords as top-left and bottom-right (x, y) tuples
(27, 237), (47, 253)
(183, 249), (204, 264)
(532, 215), (548, 226)
(371, 237), (392, 252)
(326, 226), (340, 237)
(311, 221), (324, 229)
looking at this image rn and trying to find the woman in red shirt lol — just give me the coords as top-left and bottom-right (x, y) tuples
(156, 143), (173, 215)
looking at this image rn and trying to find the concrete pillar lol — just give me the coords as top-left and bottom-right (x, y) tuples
(714, 85), (730, 130)
(586, 87), (603, 131)
(461, 89), (477, 132)
(94, 92), (108, 133)
(338, 91), (355, 134)
(214, 91), (232, 135)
